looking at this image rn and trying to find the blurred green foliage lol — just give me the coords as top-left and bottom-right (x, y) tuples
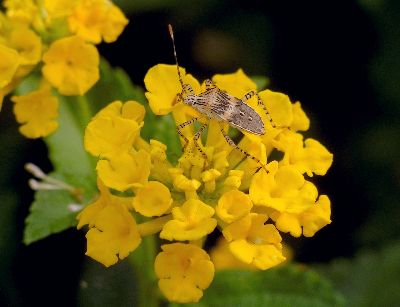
(317, 241), (400, 307)
(178, 265), (345, 307)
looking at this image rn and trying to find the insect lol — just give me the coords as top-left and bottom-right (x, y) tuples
(168, 24), (276, 171)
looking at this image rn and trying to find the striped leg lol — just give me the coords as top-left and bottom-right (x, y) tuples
(176, 117), (198, 151)
(183, 84), (194, 94)
(219, 124), (268, 172)
(242, 90), (276, 128)
(193, 123), (209, 167)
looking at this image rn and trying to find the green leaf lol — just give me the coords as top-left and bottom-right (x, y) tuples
(317, 242), (400, 307)
(23, 96), (97, 244)
(46, 96), (96, 182)
(172, 264), (345, 307)
(23, 186), (80, 245)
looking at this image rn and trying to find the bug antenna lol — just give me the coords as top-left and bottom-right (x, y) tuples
(168, 24), (185, 90)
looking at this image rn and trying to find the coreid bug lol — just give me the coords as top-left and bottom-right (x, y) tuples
(168, 25), (276, 171)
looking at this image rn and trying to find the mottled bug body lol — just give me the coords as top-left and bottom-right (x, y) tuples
(187, 87), (265, 135)
(169, 25), (275, 170)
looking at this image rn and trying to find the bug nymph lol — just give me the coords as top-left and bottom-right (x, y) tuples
(168, 24), (275, 171)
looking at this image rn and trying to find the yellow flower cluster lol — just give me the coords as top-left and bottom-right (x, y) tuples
(1, 0), (128, 138)
(79, 64), (333, 303)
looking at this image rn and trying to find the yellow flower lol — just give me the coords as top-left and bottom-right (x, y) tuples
(271, 194), (332, 237)
(84, 101), (143, 158)
(160, 199), (217, 241)
(80, 65), (334, 302)
(300, 195), (331, 237)
(4, 0), (38, 24)
(169, 168), (201, 200)
(0, 44), (20, 88)
(273, 130), (333, 176)
(44, 0), (81, 19)
(215, 190), (252, 224)
(144, 64), (201, 115)
(155, 243), (214, 303)
(96, 149), (151, 191)
(212, 68), (257, 98)
(201, 168), (221, 193)
(249, 162), (331, 237)
(223, 170), (244, 190)
(210, 236), (257, 271)
(148, 139), (173, 184)
(42, 35), (99, 96)
(119, 100), (146, 123)
(249, 162), (316, 212)
(12, 87), (58, 138)
(291, 101), (310, 131)
(85, 202), (141, 267)
(77, 179), (132, 229)
(210, 236), (293, 271)
(227, 214), (285, 270)
(133, 181), (173, 217)
(8, 25), (41, 66)
(68, 0), (128, 44)
(78, 179), (140, 267)
(259, 90), (294, 129)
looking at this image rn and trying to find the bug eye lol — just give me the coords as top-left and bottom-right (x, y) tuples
(239, 111), (245, 116)
(248, 116), (253, 121)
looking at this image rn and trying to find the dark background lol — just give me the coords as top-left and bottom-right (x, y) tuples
(1, 0), (399, 306)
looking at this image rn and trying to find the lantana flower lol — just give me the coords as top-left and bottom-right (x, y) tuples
(68, 0), (129, 44)
(12, 86), (59, 138)
(42, 35), (99, 96)
(155, 243), (214, 303)
(78, 64), (333, 303)
(0, 0), (128, 138)
(77, 179), (141, 267)
(0, 44), (20, 88)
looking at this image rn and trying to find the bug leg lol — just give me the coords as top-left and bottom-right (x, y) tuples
(193, 123), (209, 168)
(205, 79), (216, 90)
(256, 93), (280, 129)
(183, 84), (194, 94)
(242, 90), (277, 129)
(219, 124), (268, 173)
(242, 90), (256, 103)
(176, 117), (199, 152)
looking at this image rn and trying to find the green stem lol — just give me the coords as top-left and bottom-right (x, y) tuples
(128, 235), (160, 307)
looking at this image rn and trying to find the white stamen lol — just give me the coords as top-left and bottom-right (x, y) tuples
(28, 179), (60, 191)
(25, 163), (47, 179)
(25, 162), (76, 193)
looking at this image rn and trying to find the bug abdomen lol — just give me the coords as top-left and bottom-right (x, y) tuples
(228, 101), (265, 135)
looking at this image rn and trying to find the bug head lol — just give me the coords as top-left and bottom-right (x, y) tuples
(183, 94), (197, 106)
